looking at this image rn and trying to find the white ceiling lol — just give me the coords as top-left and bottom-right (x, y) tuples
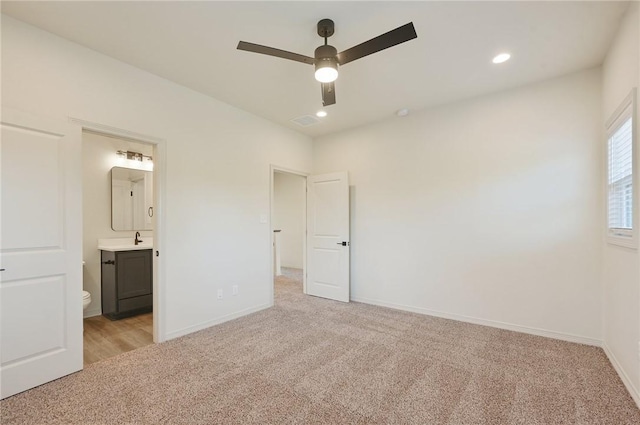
(1, 1), (629, 138)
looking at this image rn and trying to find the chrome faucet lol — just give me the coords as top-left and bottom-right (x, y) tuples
(135, 231), (143, 245)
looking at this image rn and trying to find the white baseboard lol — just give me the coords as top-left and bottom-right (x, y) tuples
(351, 296), (601, 347)
(603, 343), (640, 409)
(165, 303), (271, 341)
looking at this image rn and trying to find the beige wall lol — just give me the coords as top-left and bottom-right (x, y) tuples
(314, 68), (603, 344)
(601, 1), (640, 405)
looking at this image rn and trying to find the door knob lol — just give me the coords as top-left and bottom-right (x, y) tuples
(336, 241), (349, 246)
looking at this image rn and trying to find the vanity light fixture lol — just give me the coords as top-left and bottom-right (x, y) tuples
(115, 150), (153, 170)
(116, 150), (152, 163)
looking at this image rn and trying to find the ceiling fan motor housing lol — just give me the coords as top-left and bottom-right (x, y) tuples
(315, 45), (337, 60)
(315, 45), (338, 68)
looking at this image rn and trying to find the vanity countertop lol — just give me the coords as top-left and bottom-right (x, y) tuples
(98, 237), (153, 252)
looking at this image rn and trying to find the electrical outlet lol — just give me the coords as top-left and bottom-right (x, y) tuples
(217, 289), (223, 300)
(232, 285), (238, 296)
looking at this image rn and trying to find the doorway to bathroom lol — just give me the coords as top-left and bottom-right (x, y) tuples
(271, 167), (307, 300)
(80, 126), (163, 365)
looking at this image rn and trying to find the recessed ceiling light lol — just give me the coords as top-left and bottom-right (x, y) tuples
(396, 108), (410, 117)
(492, 53), (511, 64)
(316, 110), (327, 118)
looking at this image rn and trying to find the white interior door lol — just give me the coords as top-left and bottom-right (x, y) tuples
(0, 110), (83, 399)
(306, 171), (350, 302)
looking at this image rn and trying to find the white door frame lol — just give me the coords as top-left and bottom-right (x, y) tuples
(269, 165), (309, 304)
(70, 118), (168, 343)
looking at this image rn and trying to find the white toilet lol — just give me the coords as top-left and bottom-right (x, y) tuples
(82, 290), (91, 332)
(82, 260), (92, 316)
(82, 290), (92, 311)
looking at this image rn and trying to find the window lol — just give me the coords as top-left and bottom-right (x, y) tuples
(607, 89), (636, 247)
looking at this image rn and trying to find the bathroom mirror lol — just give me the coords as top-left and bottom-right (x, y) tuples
(111, 167), (153, 231)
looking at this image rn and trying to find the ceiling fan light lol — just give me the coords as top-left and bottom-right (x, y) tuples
(314, 45), (338, 83)
(315, 67), (338, 83)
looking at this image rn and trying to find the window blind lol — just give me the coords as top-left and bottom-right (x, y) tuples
(608, 114), (633, 233)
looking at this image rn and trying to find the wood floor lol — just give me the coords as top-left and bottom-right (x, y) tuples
(83, 313), (153, 365)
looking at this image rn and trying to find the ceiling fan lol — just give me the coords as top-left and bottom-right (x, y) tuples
(237, 19), (417, 107)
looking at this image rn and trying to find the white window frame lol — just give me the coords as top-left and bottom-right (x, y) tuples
(606, 88), (637, 248)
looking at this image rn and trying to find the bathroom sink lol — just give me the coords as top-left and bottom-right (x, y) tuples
(97, 237), (154, 252)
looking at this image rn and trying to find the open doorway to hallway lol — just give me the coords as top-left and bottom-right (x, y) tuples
(272, 170), (306, 295)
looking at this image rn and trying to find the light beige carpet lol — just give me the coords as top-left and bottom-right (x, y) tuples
(1, 272), (639, 424)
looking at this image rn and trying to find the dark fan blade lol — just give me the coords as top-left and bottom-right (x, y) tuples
(237, 41), (314, 65)
(321, 82), (336, 106)
(337, 22), (417, 66)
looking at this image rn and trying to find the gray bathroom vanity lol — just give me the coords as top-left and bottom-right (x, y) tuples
(98, 238), (153, 320)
